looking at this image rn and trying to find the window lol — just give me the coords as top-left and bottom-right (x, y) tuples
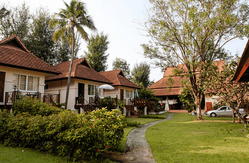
(88, 85), (94, 95)
(126, 90), (132, 98)
(88, 84), (99, 96)
(13, 74), (39, 91)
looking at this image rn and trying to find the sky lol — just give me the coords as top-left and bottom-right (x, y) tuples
(1, 0), (248, 82)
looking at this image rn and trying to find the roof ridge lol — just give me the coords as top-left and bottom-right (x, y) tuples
(0, 35), (30, 53)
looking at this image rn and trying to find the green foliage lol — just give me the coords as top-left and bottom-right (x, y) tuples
(178, 80), (195, 112)
(0, 110), (11, 143)
(99, 97), (116, 111)
(138, 115), (165, 119)
(85, 32), (109, 72)
(138, 88), (158, 102)
(0, 108), (124, 161)
(0, 3), (29, 40)
(131, 62), (151, 88)
(142, 0), (249, 119)
(123, 119), (141, 127)
(112, 58), (131, 79)
(12, 97), (61, 116)
(49, 0), (96, 109)
(205, 59), (249, 126)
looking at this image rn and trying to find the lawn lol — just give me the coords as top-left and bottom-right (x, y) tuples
(0, 144), (71, 163)
(146, 113), (249, 163)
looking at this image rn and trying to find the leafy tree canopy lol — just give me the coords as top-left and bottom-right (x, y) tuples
(85, 32), (109, 72)
(131, 62), (151, 88)
(112, 58), (130, 79)
(142, 0), (249, 119)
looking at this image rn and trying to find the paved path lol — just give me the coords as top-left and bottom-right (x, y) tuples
(109, 113), (175, 163)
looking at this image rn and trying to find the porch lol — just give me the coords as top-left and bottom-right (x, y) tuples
(74, 97), (165, 117)
(0, 91), (60, 110)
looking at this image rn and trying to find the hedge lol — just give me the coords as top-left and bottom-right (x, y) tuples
(12, 97), (62, 116)
(0, 107), (124, 161)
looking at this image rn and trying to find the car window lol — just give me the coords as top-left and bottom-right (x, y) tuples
(227, 107), (231, 110)
(220, 107), (226, 111)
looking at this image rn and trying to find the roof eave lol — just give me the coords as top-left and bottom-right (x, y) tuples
(0, 63), (60, 75)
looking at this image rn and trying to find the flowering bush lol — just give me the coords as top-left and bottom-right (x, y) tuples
(0, 108), (125, 161)
(12, 97), (61, 116)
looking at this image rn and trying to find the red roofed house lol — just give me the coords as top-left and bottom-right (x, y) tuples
(100, 70), (141, 101)
(0, 36), (60, 108)
(148, 61), (225, 111)
(45, 59), (141, 110)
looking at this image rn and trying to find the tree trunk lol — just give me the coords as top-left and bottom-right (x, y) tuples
(232, 111), (235, 123)
(195, 98), (202, 120)
(65, 28), (75, 109)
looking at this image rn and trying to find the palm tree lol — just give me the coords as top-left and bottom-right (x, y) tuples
(49, 0), (96, 109)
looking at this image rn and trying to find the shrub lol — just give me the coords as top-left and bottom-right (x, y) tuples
(123, 119), (141, 127)
(99, 97), (116, 111)
(138, 115), (165, 119)
(0, 110), (11, 143)
(1, 108), (125, 161)
(12, 97), (61, 116)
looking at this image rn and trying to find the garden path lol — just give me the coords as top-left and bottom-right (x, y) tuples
(109, 113), (175, 163)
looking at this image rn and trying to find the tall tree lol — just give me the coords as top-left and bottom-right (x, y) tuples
(206, 59), (249, 131)
(26, 8), (56, 65)
(112, 58), (130, 79)
(49, 0), (96, 109)
(142, 0), (249, 119)
(131, 62), (151, 88)
(85, 32), (109, 72)
(0, 3), (30, 41)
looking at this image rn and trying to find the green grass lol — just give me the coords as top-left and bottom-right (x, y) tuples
(146, 113), (249, 163)
(0, 144), (70, 163)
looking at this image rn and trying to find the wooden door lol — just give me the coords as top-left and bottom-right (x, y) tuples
(0, 71), (5, 102)
(120, 89), (124, 100)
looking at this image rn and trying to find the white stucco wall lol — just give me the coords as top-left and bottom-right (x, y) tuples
(205, 95), (220, 108)
(0, 65), (46, 105)
(45, 78), (136, 110)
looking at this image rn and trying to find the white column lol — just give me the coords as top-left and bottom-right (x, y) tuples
(123, 107), (126, 116)
(80, 107), (84, 113)
(165, 97), (170, 111)
(144, 106), (147, 115)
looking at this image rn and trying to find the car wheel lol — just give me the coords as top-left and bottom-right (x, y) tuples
(210, 113), (217, 117)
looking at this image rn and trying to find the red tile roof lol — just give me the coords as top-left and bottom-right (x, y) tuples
(0, 35), (59, 74)
(100, 70), (141, 89)
(151, 87), (181, 96)
(149, 60), (225, 96)
(46, 58), (112, 84)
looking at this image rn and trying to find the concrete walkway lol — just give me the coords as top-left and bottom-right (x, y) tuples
(109, 113), (175, 163)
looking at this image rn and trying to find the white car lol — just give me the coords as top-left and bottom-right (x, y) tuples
(206, 106), (244, 117)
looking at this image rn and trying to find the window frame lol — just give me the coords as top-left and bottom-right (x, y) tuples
(88, 84), (99, 96)
(125, 90), (133, 99)
(13, 74), (40, 92)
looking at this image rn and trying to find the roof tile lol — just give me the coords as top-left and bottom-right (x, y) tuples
(0, 36), (59, 74)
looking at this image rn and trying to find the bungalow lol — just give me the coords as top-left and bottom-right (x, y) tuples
(0, 36), (60, 108)
(147, 60), (224, 111)
(99, 70), (141, 102)
(45, 59), (141, 110)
